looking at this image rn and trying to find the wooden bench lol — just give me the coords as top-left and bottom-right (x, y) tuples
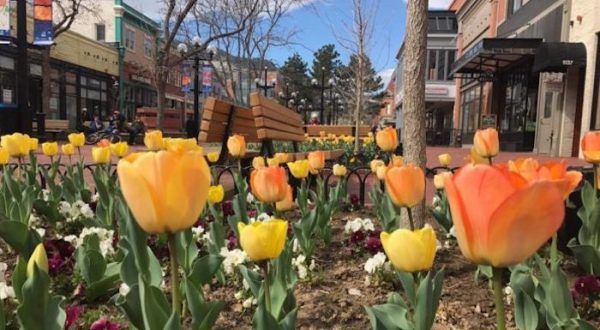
(199, 97), (259, 163)
(249, 92), (304, 157)
(305, 125), (371, 138)
(32, 119), (70, 140)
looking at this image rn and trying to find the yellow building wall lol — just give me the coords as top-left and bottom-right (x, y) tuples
(51, 30), (119, 76)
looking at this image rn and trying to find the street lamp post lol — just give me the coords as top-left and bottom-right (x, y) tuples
(278, 85), (298, 109)
(255, 66), (276, 96)
(326, 91), (341, 125)
(311, 66), (335, 125)
(177, 37), (215, 138)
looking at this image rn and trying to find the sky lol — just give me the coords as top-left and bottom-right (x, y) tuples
(129, 0), (453, 86)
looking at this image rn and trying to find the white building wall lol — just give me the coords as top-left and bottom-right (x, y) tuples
(66, 1), (116, 43)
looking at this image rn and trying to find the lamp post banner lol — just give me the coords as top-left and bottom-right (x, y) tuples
(202, 64), (212, 93)
(181, 63), (192, 93)
(0, 0), (9, 44)
(33, 0), (53, 45)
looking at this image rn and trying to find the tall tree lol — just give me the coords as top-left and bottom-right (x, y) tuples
(41, 1), (98, 122)
(402, 0), (428, 227)
(279, 53), (310, 102)
(310, 44), (342, 83)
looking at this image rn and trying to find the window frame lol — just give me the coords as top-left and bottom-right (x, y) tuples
(96, 24), (106, 42)
(124, 26), (136, 52)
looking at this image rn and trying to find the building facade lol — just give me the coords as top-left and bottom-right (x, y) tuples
(395, 10), (458, 146)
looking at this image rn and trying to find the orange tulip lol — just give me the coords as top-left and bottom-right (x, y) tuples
(385, 164), (425, 208)
(307, 151), (325, 171)
(250, 166), (288, 203)
(444, 164), (565, 267)
(473, 128), (499, 159)
(376, 127), (398, 152)
(581, 131), (600, 164)
(276, 185), (294, 211)
(508, 158), (581, 198)
(227, 134), (246, 157)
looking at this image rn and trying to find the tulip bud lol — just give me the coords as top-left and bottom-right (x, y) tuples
(376, 127), (398, 152)
(308, 151), (325, 171)
(276, 185), (294, 211)
(370, 159), (385, 173)
(68, 133), (85, 147)
(438, 153), (452, 167)
(376, 164), (387, 180)
(433, 171), (452, 190)
(1, 133), (31, 157)
(28, 137), (39, 152)
(333, 164), (347, 177)
(27, 243), (49, 278)
(250, 166), (288, 203)
(288, 159), (309, 179)
(385, 164), (425, 208)
(42, 142), (58, 157)
(110, 142), (129, 158)
(238, 219), (288, 261)
(227, 134), (246, 158)
(61, 143), (75, 156)
(144, 130), (164, 151)
(390, 155), (403, 167)
(274, 152), (288, 163)
(267, 157), (280, 167)
(208, 185), (225, 204)
(92, 147), (111, 164)
(581, 131), (600, 164)
(97, 139), (111, 148)
(252, 156), (266, 169)
(381, 226), (436, 272)
(0, 148), (8, 165)
(207, 151), (219, 163)
(473, 128), (499, 159)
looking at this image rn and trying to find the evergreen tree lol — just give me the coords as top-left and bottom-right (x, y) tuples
(279, 53), (311, 101)
(311, 44), (343, 83)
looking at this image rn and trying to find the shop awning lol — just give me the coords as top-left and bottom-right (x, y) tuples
(532, 42), (587, 73)
(450, 38), (543, 77)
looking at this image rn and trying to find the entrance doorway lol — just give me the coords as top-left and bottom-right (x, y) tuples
(535, 73), (564, 155)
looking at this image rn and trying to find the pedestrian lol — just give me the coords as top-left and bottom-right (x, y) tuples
(128, 114), (146, 145)
(185, 113), (197, 139)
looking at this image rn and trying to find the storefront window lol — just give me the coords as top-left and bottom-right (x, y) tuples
(0, 55), (15, 105)
(461, 86), (481, 134)
(501, 72), (534, 133)
(426, 50), (456, 81)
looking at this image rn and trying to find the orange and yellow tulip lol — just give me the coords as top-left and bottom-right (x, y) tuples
(307, 151), (325, 171)
(276, 185), (294, 211)
(473, 128), (499, 159)
(250, 166), (288, 203)
(252, 156), (266, 169)
(385, 164), (425, 208)
(227, 134), (246, 157)
(117, 149), (210, 233)
(581, 131), (600, 164)
(444, 164), (565, 267)
(144, 130), (164, 151)
(376, 127), (398, 152)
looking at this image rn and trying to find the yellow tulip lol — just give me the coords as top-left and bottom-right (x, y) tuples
(333, 164), (347, 177)
(144, 130), (164, 151)
(227, 134), (246, 157)
(385, 164), (425, 208)
(41, 142), (58, 157)
(376, 127), (398, 152)
(1, 133), (30, 157)
(110, 142), (129, 158)
(164, 138), (201, 153)
(473, 128), (499, 159)
(28, 137), (39, 152)
(92, 147), (111, 164)
(370, 159), (385, 173)
(61, 143), (75, 156)
(438, 153), (452, 167)
(308, 151), (325, 171)
(376, 164), (387, 181)
(276, 185), (294, 211)
(466, 147), (489, 165)
(381, 226), (437, 272)
(118, 150), (210, 233)
(253, 156), (266, 169)
(238, 219), (288, 261)
(274, 152), (288, 163)
(208, 185), (225, 204)
(287, 159), (309, 179)
(27, 243), (49, 278)
(0, 148), (8, 165)
(433, 171), (452, 190)
(250, 166), (288, 203)
(207, 151), (220, 163)
(267, 157), (280, 167)
(68, 132), (85, 147)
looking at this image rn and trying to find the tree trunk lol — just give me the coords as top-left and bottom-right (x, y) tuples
(41, 48), (51, 119)
(402, 0), (428, 228)
(156, 76), (166, 131)
(354, 55), (364, 154)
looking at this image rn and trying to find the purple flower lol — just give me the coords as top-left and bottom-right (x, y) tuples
(64, 304), (82, 329)
(247, 209), (257, 219)
(573, 275), (600, 296)
(227, 236), (237, 250)
(364, 236), (383, 254)
(350, 231), (366, 244)
(222, 201), (234, 217)
(90, 317), (121, 330)
(44, 239), (75, 274)
(350, 194), (359, 206)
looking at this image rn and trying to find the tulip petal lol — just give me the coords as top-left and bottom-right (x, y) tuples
(118, 158), (160, 233)
(381, 229), (429, 272)
(487, 181), (564, 267)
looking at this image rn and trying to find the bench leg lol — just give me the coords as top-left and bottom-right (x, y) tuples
(260, 140), (275, 158)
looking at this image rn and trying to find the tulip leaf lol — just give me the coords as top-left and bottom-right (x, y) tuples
(279, 307), (298, 330)
(414, 271), (434, 330)
(397, 271), (416, 305)
(0, 220), (41, 259)
(85, 262), (121, 301)
(568, 241), (600, 275)
(238, 265), (262, 298)
(253, 305), (282, 330)
(188, 254), (224, 287)
(16, 265), (66, 330)
(11, 256), (27, 303)
(364, 304), (411, 330)
(176, 230), (198, 274)
(115, 284), (145, 329)
(514, 289), (538, 330)
(0, 299), (5, 330)
(184, 279), (224, 330)
(139, 275), (171, 330)
(32, 200), (62, 223)
(163, 311), (181, 330)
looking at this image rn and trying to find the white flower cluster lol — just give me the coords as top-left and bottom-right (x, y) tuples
(248, 212), (272, 223)
(63, 227), (115, 257)
(41, 189), (50, 201)
(191, 226), (212, 245)
(291, 254), (314, 280)
(58, 200), (95, 222)
(0, 262), (15, 300)
(364, 252), (388, 274)
(344, 217), (375, 234)
(246, 193), (255, 204)
(219, 247), (247, 275)
(28, 213), (46, 238)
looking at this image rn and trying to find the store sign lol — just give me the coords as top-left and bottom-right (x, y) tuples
(131, 74), (152, 85)
(2, 89), (13, 104)
(480, 114), (497, 128)
(0, 0), (9, 44)
(425, 86), (449, 96)
(33, 0), (54, 45)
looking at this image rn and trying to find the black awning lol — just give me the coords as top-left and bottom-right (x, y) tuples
(450, 38), (543, 76)
(532, 42), (587, 73)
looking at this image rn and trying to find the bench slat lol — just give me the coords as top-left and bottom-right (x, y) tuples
(204, 97), (255, 121)
(257, 129), (304, 142)
(252, 106), (303, 129)
(255, 117), (304, 136)
(201, 112), (256, 129)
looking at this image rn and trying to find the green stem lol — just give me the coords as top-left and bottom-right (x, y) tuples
(168, 233), (181, 316)
(594, 164), (598, 193)
(263, 261), (271, 315)
(492, 267), (506, 330)
(407, 207), (415, 231)
(550, 233), (558, 266)
(237, 158), (242, 174)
